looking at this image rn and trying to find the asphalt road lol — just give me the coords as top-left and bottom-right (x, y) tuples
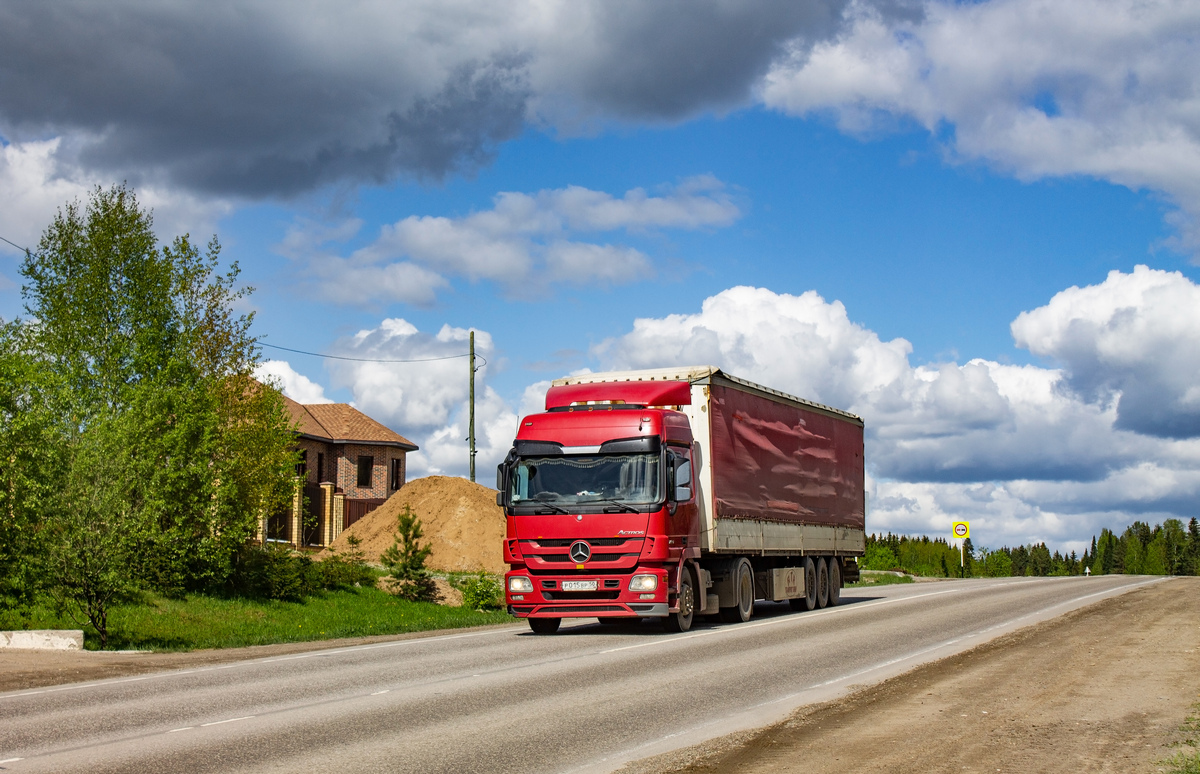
(0, 575), (1159, 774)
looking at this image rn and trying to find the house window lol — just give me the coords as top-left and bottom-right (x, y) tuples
(390, 458), (404, 490)
(316, 452), (325, 483)
(357, 455), (374, 487)
(296, 449), (307, 479)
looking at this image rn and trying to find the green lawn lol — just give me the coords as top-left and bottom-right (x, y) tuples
(2, 587), (513, 651)
(848, 571), (916, 587)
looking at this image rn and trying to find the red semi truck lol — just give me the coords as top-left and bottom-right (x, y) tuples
(497, 366), (866, 634)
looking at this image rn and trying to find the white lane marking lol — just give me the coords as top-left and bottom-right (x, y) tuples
(371, 690), (389, 696)
(0, 758), (24, 763)
(600, 576), (1148, 655)
(200, 716), (254, 727)
(167, 727), (194, 733)
(0, 625), (520, 701)
(601, 585), (969, 654)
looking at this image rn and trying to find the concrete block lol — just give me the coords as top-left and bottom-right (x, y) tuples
(0, 629), (85, 650)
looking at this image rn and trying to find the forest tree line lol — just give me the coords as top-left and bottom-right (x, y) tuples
(861, 517), (1200, 578)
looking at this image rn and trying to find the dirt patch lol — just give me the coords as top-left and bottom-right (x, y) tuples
(327, 475), (505, 574)
(619, 577), (1200, 774)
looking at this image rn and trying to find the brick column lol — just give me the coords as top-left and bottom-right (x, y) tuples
(321, 482), (335, 546)
(289, 479), (303, 547)
(332, 492), (345, 541)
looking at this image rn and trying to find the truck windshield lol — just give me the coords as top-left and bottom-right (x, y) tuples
(510, 453), (661, 507)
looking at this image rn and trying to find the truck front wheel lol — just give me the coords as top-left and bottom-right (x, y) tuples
(663, 566), (696, 633)
(719, 558), (754, 623)
(529, 617), (561, 634)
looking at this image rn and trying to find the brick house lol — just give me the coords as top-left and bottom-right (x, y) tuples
(262, 395), (419, 548)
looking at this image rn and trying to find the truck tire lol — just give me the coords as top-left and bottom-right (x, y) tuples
(719, 558), (755, 623)
(790, 557), (818, 611)
(816, 558), (830, 609)
(828, 558), (842, 606)
(529, 617), (561, 634)
(663, 565), (696, 633)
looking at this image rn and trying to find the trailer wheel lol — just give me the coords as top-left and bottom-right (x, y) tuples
(719, 558), (755, 623)
(816, 558), (830, 609)
(828, 558), (842, 606)
(528, 617), (561, 634)
(663, 566), (696, 633)
(790, 557), (818, 612)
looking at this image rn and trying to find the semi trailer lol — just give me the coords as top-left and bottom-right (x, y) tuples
(496, 366), (866, 634)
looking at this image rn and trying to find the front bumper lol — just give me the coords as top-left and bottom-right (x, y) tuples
(505, 570), (670, 618)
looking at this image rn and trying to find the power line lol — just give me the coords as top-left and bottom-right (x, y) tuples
(261, 341), (486, 366)
(0, 234), (31, 254)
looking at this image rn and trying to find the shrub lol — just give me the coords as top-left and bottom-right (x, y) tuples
(228, 544), (320, 602)
(459, 573), (503, 610)
(318, 537), (376, 589)
(380, 506), (435, 602)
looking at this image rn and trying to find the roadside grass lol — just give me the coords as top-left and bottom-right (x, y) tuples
(848, 572), (916, 587)
(1162, 701), (1200, 774)
(1, 587), (514, 651)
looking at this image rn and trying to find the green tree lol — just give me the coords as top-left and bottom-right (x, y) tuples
(1188, 518), (1200, 575)
(19, 185), (297, 618)
(380, 505), (435, 601)
(0, 322), (64, 617)
(1144, 533), (1168, 575)
(1123, 527), (1144, 574)
(45, 413), (137, 648)
(979, 548), (1013, 577)
(861, 542), (900, 571)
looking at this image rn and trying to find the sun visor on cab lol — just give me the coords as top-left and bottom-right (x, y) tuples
(544, 380), (692, 410)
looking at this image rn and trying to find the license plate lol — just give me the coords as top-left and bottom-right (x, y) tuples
(561, 580), (597, 591)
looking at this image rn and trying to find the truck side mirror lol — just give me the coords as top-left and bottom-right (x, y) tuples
(673, 458), (692, 502)
(496, 491), (505, 508)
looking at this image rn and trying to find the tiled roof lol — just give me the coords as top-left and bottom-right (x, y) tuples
(282, 395), (418, 450)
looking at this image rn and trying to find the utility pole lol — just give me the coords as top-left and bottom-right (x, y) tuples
(468, 330), (476, 482)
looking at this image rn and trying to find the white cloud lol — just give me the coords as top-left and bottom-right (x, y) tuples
(1012, 265), (1200, 437)
(317, 317), (522, 478)
(297, 177), (736, 304)
(327, 319), (486, 431)
(254, 360), (332, 405)
(762, 0), (1200, 254)
(595, 278), (1200, 548)
(0, 138), (231, 260)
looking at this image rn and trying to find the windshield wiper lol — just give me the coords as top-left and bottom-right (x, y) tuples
(594, 497), (640, 513)
(529, 493), (569, 514)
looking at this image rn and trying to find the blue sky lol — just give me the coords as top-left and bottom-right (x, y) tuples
(2, 1), (1199, 553)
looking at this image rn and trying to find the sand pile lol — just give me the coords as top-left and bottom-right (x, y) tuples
(326, 475), (505, 574)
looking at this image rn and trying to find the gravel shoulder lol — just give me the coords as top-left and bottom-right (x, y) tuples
(619, 577), (1200, 774)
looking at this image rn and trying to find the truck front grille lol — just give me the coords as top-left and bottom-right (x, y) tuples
(531, 538), (630, 548)
(542, 591), (620, 601)
(530, 553), (636, 563)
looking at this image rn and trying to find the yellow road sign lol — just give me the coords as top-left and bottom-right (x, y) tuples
(952, 521), (970, 539)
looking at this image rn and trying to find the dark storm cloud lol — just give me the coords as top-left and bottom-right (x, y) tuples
(552, 1), (847, 120)
(0, 0), (850, 198)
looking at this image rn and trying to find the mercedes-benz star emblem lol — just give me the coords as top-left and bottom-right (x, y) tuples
(569, 541), (591, 563)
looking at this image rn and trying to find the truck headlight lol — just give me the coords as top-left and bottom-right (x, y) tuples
(508, 576), (534, 593)
(629, 574), (658, 592)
